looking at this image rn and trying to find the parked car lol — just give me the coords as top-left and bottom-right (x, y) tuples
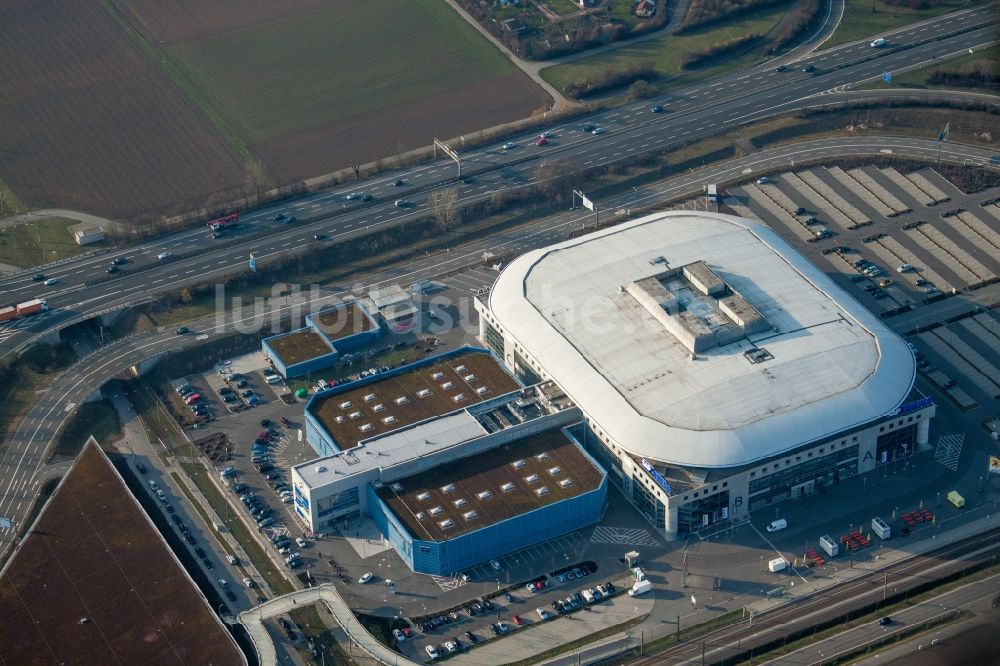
(359, 572), (374, 584)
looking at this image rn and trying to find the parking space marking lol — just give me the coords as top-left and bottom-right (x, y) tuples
(590, 526), (661, 547)
(934, 433), (964, 471)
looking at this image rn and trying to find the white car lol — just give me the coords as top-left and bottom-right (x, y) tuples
(490, 559), (501, 571)
(392, 628), (405, 642)
(540, 131), (553, 139)
(536, 607), (550, 620)
(158, 251), (172, 260)
(394, 198), (409, 207)
(296, 537), (308, 548)
(425, 645), (440, 659)
(218, 579), (229, 587)
(43, 278), (58, 286)
(502, 142), (516, 150)
(345, 192), (361, 200)
(243, 577), (254, 588)
(226, 555), (239, 565)
(444, 641), (458, 653)
(756, 177), (769, 184)
(591, 127), (605, 135)
(359, 572), (374, 584)
(871, 37), (886, 48)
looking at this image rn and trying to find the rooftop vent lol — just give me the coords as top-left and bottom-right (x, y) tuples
(535, 486), (550, 497)
(536, 452), (550, 461)
(441, 381), (454, 389)
(339, 401), (352, 409)
(452, 393), (466, 402)
(359, 423), (374, 432)
(395, 396), (409, 405)
(431, 371), (445, 380)
(438, 519), (454, 529)
(476, 490), (493, 500)
(547, 466), (562, 476)
(335, 415), (345, 424)
(441, 483), (456, 493)
(462, 510), (478, 521)
(348, 411), (362, 420)
(363, 393), (376, 402)
(382, 416), (396, 424)
(453, 498), (467, 508)
(524, 474), (540, 484)
(455, 364), (467, 372)
(417, 388), (431, 398)
(512, 459), (526, 469)
(501, 482), (516, 493)
(463, 374), (476, 382)
(559, 478), (574, 488)
(390, 482), (403, 492)
(476, 386), (488, 394)
(416, 491), (431, 501)
(373, 404), (385, 412)
(415, 511), (426, 520)
(429, 506), (443, 516)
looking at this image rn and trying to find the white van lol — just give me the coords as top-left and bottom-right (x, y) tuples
(871, 37), (886, 48)
(766, 518), (788, 533)
(897, 263), (913, 273)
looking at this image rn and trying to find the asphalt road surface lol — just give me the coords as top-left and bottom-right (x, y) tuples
(0, 7), (994, 358)
(1, 132), (996, 562)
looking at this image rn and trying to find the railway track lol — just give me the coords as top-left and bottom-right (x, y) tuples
(629, 525), (1000, 665)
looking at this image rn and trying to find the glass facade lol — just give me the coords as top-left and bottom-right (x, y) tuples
(512, 350), (542, 386)
(631, 481), (666, 529)
(876, 424), (916, 464)
(316, 486), (359, 518)
(484, 321), (504, 359)
(748, 445), (858, 510)
(677, 490), (729, 533)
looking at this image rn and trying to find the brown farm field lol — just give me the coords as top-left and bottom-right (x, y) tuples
(0, 0), (246, 222)
(153, 0), (550, 182)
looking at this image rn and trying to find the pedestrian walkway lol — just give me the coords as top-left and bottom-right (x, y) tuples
(239, 584), (421, 666)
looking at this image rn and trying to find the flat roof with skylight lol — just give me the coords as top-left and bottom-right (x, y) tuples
(487, 211), (915, 468)
(375, 428), (604, 542)
(308, 350), (520, 451)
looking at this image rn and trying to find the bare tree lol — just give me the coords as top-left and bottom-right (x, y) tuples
(429, 188), (460, 233)
(243, 159), (267, 205)
(351, 161), (361, 180)
(533, 159), (576, 201)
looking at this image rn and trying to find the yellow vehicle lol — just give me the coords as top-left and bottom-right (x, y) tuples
(947, 490), (965, 508)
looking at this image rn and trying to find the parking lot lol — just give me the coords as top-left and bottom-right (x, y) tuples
(726, 167), (1000, 317)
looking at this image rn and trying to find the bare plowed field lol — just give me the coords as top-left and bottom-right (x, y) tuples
(163, 0), (549, 181)
(0, 0), (245, 221)
(115, 0), (332, 46)
(255, 73), (549, 182)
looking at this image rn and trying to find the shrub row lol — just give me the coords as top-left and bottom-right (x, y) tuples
(564, 63), (659, 98)
(680, 34), (762, 69)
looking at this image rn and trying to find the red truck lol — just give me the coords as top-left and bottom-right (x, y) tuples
(207, 213), (239, 232)
(0, 298), (49, 323)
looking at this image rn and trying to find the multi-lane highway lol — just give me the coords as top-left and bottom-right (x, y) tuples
(0, 6), (994, 358)
(2, 133), (997, 562)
